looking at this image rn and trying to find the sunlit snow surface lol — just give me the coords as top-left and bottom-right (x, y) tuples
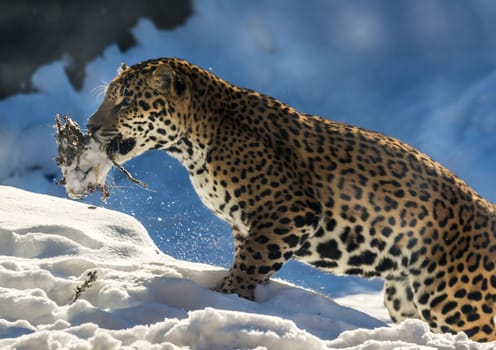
(1, 1), (496, 348)
(0, 186), (491, 349)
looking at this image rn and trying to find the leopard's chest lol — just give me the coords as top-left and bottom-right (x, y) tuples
(189, 170), (250, 235)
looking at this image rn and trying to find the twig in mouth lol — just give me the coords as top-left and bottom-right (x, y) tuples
(110, 158), (148, 189)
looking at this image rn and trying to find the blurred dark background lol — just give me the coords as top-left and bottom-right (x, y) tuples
(0, 0), (192, 99)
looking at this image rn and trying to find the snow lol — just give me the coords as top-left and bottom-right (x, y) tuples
(1, 1), (496, 348)
(0, 185), (491, 349)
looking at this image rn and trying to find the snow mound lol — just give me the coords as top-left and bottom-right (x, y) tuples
(0, 185), (491, 349)
(328, 319), (493, 350)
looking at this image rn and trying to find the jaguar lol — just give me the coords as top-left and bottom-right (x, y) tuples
(86, 57), (496, 341)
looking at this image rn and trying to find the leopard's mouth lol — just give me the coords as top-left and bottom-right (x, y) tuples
(56, 115), (147, 202)
(89, 128), (136, 161)
(106, 135), (137, 158)
(90, 129), (146, 189)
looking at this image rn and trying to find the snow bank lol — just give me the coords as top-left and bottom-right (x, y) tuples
(418, 71), (496, 201)
(328, 319), (486, 350)
(0, 185), (491, 349)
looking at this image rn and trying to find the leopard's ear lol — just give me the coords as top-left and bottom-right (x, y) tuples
(118, 63), (129, 74)
(151, 64), (185, 96)
(151, 65), (174, 92)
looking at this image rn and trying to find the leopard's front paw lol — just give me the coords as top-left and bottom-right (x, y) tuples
(214, 274), (255, 301)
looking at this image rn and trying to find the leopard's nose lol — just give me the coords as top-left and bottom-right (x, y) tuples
(87, 123), (101, 135)
(86, 99), (114, 135)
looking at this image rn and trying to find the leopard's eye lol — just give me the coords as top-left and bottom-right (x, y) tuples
(122, 97), (133, 106)
(112, 96), (133, 115)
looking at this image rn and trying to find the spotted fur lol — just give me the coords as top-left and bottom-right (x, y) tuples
(87, 58), (496, 342)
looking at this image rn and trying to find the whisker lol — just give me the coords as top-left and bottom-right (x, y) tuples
(90, 81), (109, 101)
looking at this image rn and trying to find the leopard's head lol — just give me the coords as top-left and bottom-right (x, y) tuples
(87, 59), (189, 165)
